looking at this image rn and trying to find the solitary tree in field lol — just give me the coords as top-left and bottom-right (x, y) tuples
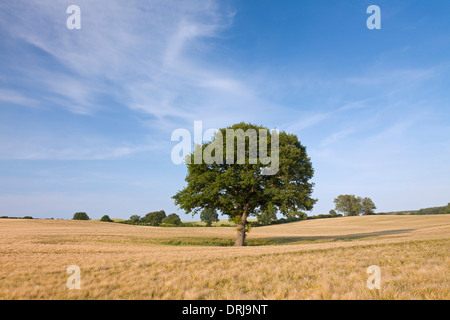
(200, 208), (219, 227)
(173, 122), (316, 246)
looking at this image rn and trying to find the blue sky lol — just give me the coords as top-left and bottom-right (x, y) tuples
(0, 0), (449, 220)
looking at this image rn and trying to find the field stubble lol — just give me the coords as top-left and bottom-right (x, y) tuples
(0, 215), (448, 299)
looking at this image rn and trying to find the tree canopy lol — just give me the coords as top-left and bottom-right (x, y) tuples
(162, 213), (182, 226)
(200, 208), (220, 227)
(129, 215), (141, 223)
(100, 215), (113, 222)
(141, 210), (167, 226)
(333, 195), (376, 216)
(361, 197), (377, 215)
(173, 122), (316, 246)
(72, 212), (90, 220)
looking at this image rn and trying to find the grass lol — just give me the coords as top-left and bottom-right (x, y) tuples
(0, 215), (448, 299)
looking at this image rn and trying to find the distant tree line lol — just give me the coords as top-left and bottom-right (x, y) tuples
(251, 209), (307, 226)
(253, 208), (345, 226)
(0, 216), (34, 219)
(252, 194), (377, 224)
(121, 210), (183, 227)
(308, 210), (344, 220)
(40, 201), (450, 228)
(377, 203), (450, 215)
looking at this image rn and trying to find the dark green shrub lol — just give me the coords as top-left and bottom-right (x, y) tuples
(140, 210), (166, 226)
(162, 213), (182, 226)
(73, 212), (90, 220)
(129, 215), (141, 224)
(100, 215), (113, 222)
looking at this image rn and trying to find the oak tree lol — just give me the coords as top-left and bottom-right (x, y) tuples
(173, 122), (316, 246)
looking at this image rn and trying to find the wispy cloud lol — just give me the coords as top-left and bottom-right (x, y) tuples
(346, 67), (439, 87)
(0, 0), (265, 159)
(0, 89), (38, 107)
(319, 128), (355, 147)
(0, 134), (162, 160)
(0, 1), (237, 120)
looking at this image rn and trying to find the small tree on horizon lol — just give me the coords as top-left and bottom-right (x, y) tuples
(129, 215), (141, 224)
(329, 209), (338, 217)
(73, 212), (90, 220)
(141, 210), (166, 226)
(162, 213), (182, 225)
(100, 215), (113, 222)
(333, 195), (376, 216)
(361, 197), (377, 215)
(334, 195), (362, 216)
(200, 208), (220, 227)
(255, 206), (278, 225)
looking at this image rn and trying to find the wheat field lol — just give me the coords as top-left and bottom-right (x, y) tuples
(0, 215), (449, 299)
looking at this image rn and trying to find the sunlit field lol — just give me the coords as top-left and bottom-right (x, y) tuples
(0, 215), (448, 299)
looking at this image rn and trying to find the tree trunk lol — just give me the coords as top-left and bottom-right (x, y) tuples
(234, 206), (248, 246)
(234, 222), (246, 246)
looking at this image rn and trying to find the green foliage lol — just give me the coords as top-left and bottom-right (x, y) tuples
(129, 215), (141, 223)
(361, 197), (377, 215)
(333, 195), (376, 216)
(378, 203), (450, 215)
(329, 209), (338, 217)
(200, 208), (220, 227)
(162, 213), (182, 226)
(141, 210), (167, 226)
(72, 212), (90, 220)
(173, 122), (316, 245)
(308, 213), (343, 220)
(257, 214), (305, 226)
(333, 195), (363, 216)
(100, 215), (113, 222)
(22, 216), (33, 219)
(255, 208), (278, 226)
(416, 203), (449, 215)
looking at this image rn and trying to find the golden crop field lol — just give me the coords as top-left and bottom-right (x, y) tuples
(0, 215), (449, 300)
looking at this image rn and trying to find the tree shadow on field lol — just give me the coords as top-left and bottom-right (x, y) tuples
(148, 229), (415, 247)
(251, 229), (416, 246)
